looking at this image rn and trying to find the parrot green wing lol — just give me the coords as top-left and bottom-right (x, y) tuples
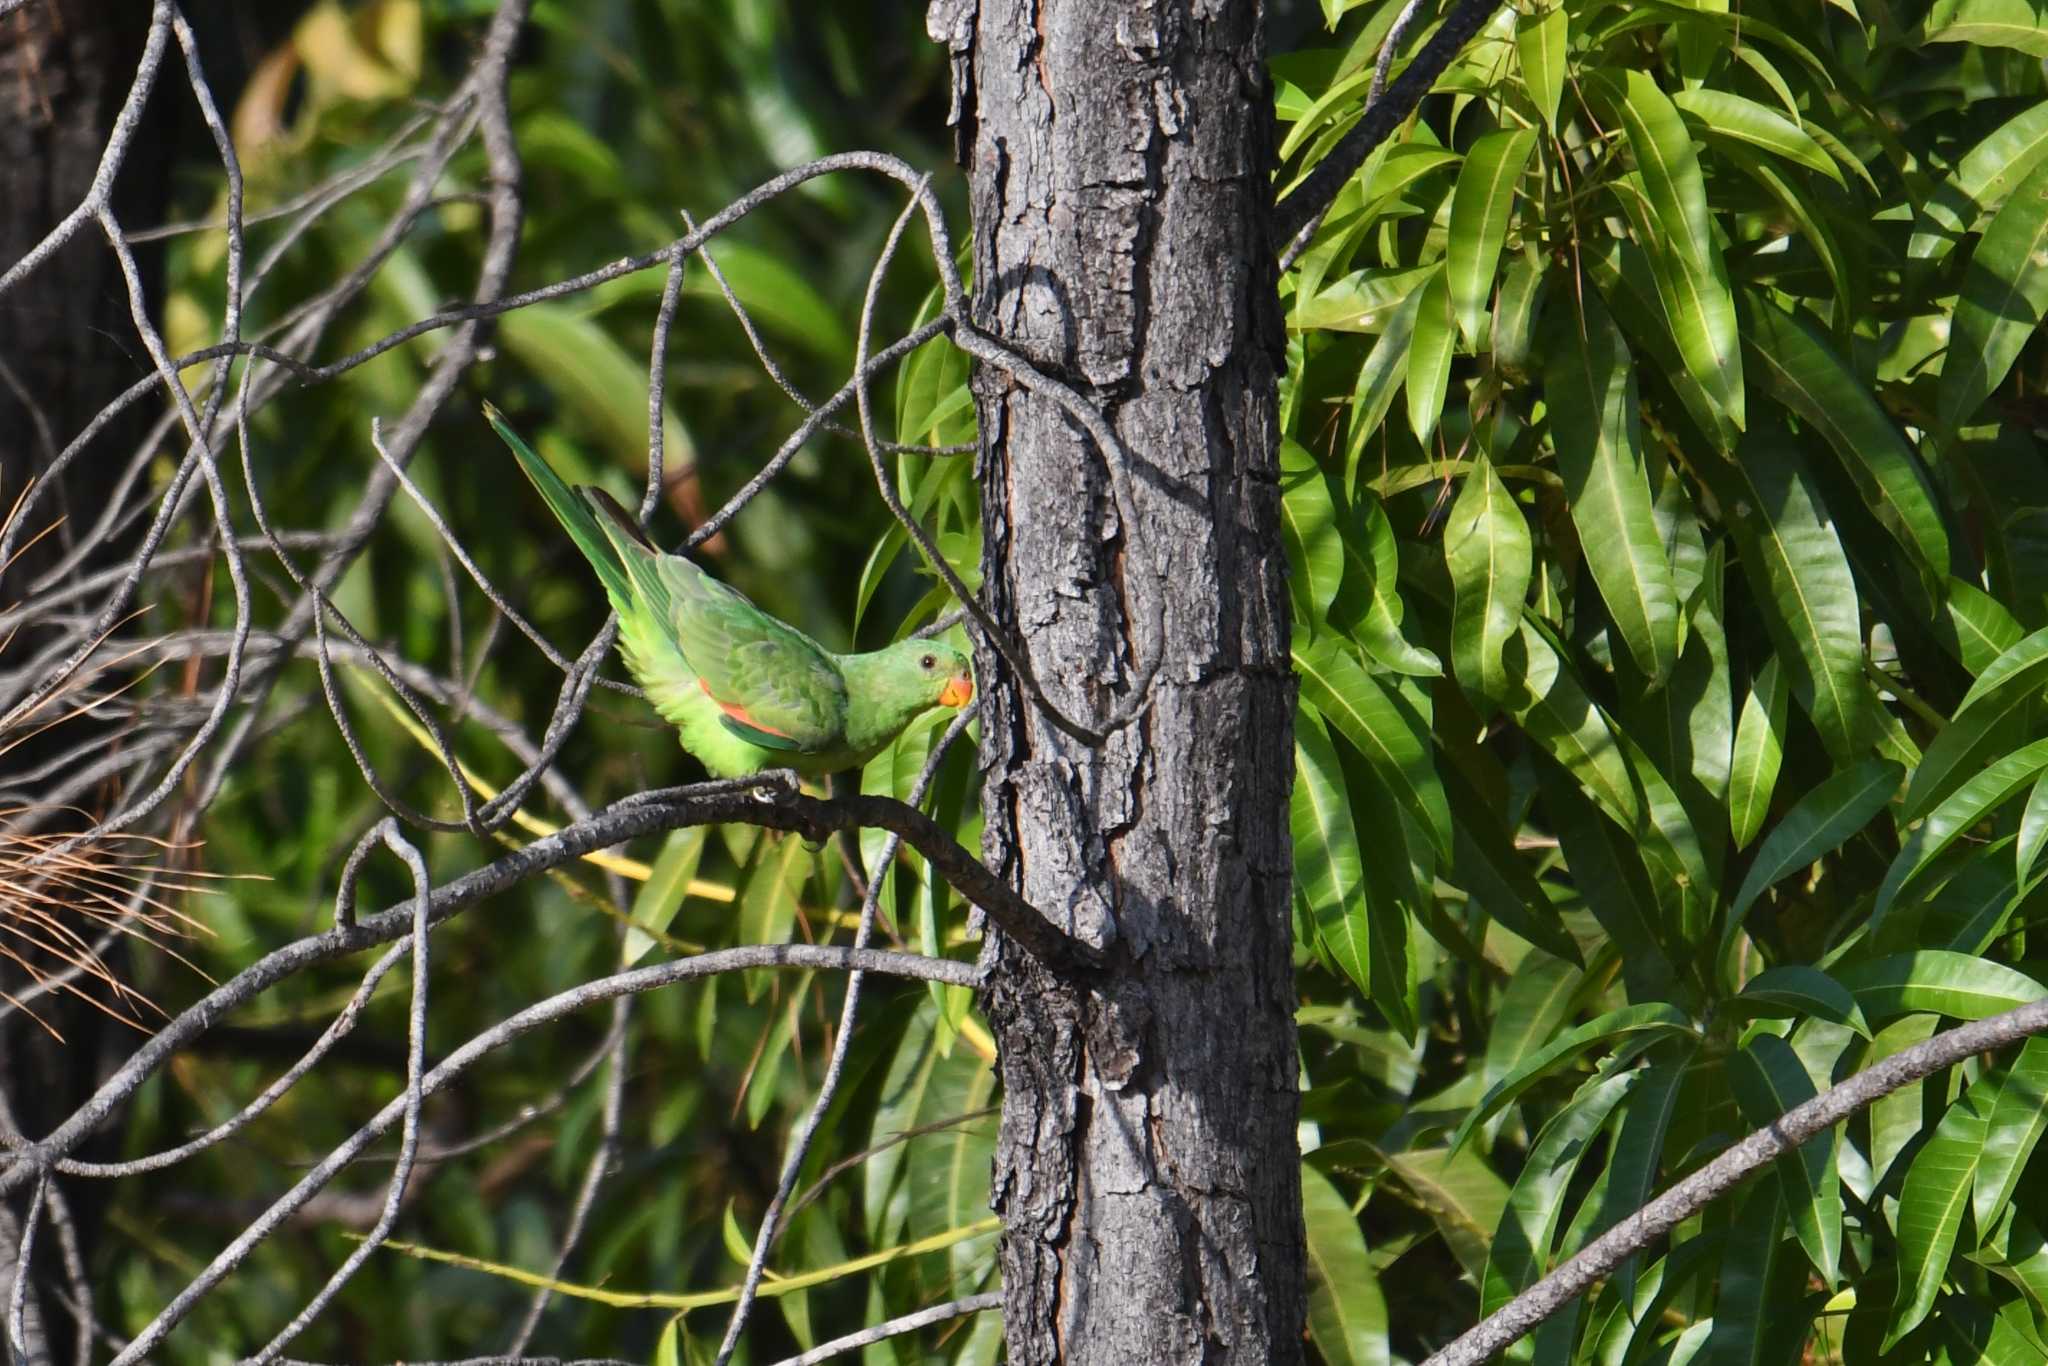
(579, 491), (849, 753)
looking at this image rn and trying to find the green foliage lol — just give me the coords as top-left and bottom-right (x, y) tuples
(1273, 0), (2048, 1358)
(132, 0), (2048, 1361)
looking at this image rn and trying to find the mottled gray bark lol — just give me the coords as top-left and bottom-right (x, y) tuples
(955, 2), (1305, 1361)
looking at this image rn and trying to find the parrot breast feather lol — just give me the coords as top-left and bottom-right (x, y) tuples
(653, 557), (848, 751)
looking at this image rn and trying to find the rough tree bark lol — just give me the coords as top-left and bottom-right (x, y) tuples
(952, 1), (1305, 1360)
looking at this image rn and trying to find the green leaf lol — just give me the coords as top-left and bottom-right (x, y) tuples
(1493, 254), (1546, 376)
(1303, 264), (1443, 333)
(1975, 1036), (2048, 1230)
(1602, 70), (1744, 431)
(1443, 762), (1584, 964)
(1483, 1069), (1639, 1317)
(496, 302), (697, 484)
(1729, 965), (1870, 1038)
(1902, 681), (2034, 824)
(1445, 455), (1532, 706)
(1294, 706), (1371, 1001)
(1517, 623), (1641, 831)
(1670, 88), (1843, 184)
(1334, 489), (1442, 676)
(1958, 623), (2048, 720)
(1380, 1145), (1511, 1280)
(1839, 951), (2048, 1022)
(1543, 285), (1681, 686)
(1886, 1084), (1991, 1350)
(1742, 294), (1948, 591)
(1344, 285), (1426, 466)
(1927, 0), (2048, 56)
(1407, 267), (1456, 446)
(1911, 101), (2048, 266)
(1282, 438), (1346, 630)
(1877, 738), (2048, 923)
(1723, 429), (1870, 762)
(1450, 1003), (1694, 1154)
(1728, 656), (1790, 849)
(1448, 129), (1537, 348)
(1482, 955), (1584, 1093)
(2019, 775), (2048, 885)
(624, 828), (708, 965)
(1295, 639), (1452, 858)
(1725, 759), (1901, 945)
(1942, 578), (2027, 675)
(1939, 157), (2048, 439)
(1516, 1), (1566, 132)
(1729, 1034), (1840, 1286)
(1701, 1180), (1804, 1366)
(1302, 1164), (1390, 1366)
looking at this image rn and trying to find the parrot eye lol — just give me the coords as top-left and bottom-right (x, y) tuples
(920, 654), (936, 670)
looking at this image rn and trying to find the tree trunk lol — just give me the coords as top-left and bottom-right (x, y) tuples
(957, 2), (1305, 1360)
(0, 5), (174, 1362)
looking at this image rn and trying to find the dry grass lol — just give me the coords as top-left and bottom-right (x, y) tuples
(0, 481), (219, 1039)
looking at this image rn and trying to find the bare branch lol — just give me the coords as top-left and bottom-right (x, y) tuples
(1271, 0), (1506, 246)
(766, 1291), (1002, 1366)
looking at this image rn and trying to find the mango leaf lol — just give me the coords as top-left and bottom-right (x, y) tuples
(1671, 87), (1843, 184)
(1516, 1), (1566, 132)
(1445, 455), (1532, 707)
(1344, 284), (1427, 466)
(1601, 69), (1744, 431)
(1911, 101), (2048, 265)
(1727, 656), (1790, 849)
(1728, 965), (1870, 1038)
(1725, 759), (1901, 945)
(1939, 157), (2048, 440)
(1293, 707), (1371, 1002)
(1449, 1003), (1694, 1154)
(2020, 775), (2048, 885)
(1839, 951), (2048, 1022)
(1448, 129), (1537, 347)
(1701, 1180), (1805, 1366)
(1543, 286), (1681, 686)
(624, 828), (709, 965)
(1926, 0), (2048, 55)
(1885, 1084), (1992, 1350)
(1443, 761), (1583, 964)
(1729, 1034), (1840, 1286)
(1379, 1145), (1510, 1280)
(1942, 578), (2026, 675)
(1295, 639), (1452, 858)
(1302, 1164), (1390, 1366)
(1742, 294), (1948, 592)
(1974, 1037), (2048, 1234)
(1334, 488), (1442, 676)
(1493, 254), (1546, 376)
(1958, 624), (2048, 720)
(1901, 680), (2033, 823)
(1483, 1069), (1639, 1318)
(1877, 738), (2048, 923)
(1723, 428), (1870, 762)
(1282, 438), (1346, 631)
(1408, 267), (1456, 446)
(1482, 955), (1584, 1094)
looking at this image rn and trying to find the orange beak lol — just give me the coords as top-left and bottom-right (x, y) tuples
(939, 673), (975, 708)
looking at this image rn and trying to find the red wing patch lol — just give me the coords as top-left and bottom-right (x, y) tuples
(700, 678), (796, 740)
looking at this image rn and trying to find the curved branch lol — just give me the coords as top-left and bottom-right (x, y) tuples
(1271, 0), (1505, 246)
(0, 778), (1088, 1199)
(1422, 996), (2048, 1366)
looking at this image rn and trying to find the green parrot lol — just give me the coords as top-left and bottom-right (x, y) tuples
(485, 404), (974, 778)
